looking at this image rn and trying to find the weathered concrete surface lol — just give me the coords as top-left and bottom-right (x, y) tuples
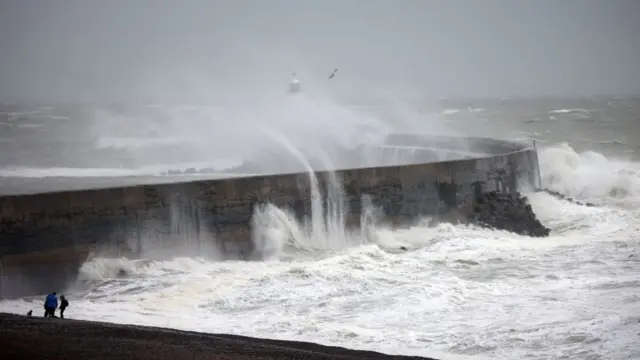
(0, 135), (541, 298)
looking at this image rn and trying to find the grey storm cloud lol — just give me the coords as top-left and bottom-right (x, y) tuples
(0, 0), (638, 102)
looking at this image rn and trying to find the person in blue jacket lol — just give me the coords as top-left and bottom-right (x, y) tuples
(44, 292), (58, 318)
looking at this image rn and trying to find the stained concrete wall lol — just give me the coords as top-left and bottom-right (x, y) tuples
(0, 136), (541, 298)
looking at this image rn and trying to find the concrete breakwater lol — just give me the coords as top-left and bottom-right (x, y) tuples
(0, 134), (542, 298)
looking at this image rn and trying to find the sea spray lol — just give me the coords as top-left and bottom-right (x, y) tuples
(249, 129), (389, 256)
(251, 193), (385, 257)
(538, 142), (640, 206)
(304, 140), (349, 244)
(250, 129), (339, 253)
(86, 92), (396, 175)
(251, 203), (304, 260)
(359, 194), (384, 246)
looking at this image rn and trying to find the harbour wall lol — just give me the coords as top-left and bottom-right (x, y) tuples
(0, 135), (541, 298)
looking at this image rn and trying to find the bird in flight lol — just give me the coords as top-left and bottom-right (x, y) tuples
(329, 68), (338, 79)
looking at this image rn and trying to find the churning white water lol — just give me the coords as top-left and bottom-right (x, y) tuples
(2, 143), (639, 360)
(0, 97), (639, 360)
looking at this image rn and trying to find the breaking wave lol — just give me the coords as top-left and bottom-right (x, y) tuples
(538, 142), (640, 207)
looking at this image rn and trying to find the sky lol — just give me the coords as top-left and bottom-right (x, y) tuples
(0, 0), (638, 102)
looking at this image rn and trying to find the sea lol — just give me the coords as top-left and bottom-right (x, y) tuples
(0, 94), (638, 360)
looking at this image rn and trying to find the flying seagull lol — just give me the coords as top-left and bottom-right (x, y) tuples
(329, 68), (338, 79)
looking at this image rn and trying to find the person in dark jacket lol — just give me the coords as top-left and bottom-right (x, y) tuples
(43, 292), (58, 318)
(59, 295), (69, 319)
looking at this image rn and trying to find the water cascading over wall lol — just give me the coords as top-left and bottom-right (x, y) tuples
(0, 134), (542, 298)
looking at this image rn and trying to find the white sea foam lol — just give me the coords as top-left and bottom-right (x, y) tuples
(538, 142), (640, 207)
(441, 109), (461, 115)
(548, 108), (591, 114)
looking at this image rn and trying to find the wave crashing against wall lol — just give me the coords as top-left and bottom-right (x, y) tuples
(0, 133), (544, 298)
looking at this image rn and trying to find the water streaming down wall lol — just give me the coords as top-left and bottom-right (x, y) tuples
(0, 134), (542, 298)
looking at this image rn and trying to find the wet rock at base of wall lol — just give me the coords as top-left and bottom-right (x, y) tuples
(469, 191), (551, 237)
(541, 188), (596, 207)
